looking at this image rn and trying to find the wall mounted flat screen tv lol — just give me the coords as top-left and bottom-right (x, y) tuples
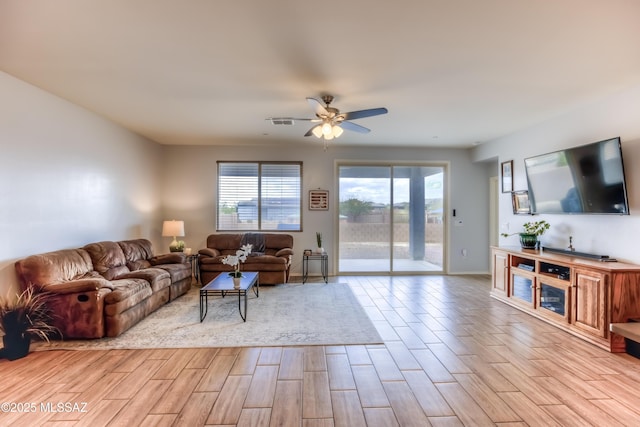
(524, 137), (630, 215)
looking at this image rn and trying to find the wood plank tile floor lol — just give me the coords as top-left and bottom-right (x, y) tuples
(3, 275), (640, 426)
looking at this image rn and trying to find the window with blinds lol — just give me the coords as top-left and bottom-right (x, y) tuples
(217, 162), (302, 231)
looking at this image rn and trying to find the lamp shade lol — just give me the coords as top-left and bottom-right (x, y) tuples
(162, 220), (184, 237)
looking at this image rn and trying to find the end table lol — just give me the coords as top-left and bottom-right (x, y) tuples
(186, 254), (200, 285)
(302, 252), (328, 284)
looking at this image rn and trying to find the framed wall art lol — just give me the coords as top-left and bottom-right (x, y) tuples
(511, 190), (531, 215)
(501, 160), (513, 193)
(309, 189), (329, 210)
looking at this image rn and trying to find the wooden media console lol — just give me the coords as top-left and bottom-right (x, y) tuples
(491, 246), (640, 353)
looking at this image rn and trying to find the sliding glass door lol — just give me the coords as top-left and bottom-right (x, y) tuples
(338, 166), (391, 272)
(338, 163), (445, 274)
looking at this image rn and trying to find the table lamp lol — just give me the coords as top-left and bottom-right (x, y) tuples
(162, 220), (185, 252)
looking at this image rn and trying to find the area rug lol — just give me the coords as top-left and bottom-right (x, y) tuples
(33, 282), (382, 350)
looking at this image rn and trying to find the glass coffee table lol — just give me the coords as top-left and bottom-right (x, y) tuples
(199, 272), (259, 322)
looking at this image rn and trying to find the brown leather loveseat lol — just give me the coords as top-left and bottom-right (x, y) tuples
(14, 239), (192, 339)
(199, 233), (293, 285)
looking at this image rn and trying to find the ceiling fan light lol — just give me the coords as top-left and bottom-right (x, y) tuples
(332, 125), (344, 138)
(324, 132), (334, 141)
(311, 126), (323, 138)
(322, 122), (332, 136)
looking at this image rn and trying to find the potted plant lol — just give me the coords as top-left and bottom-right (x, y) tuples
(0, 287), (59, 360)
(501, 220), (550, 249)
(316, 232), (324, 254)
(170, 240), (186, 252)
(221, 244), (252, 287)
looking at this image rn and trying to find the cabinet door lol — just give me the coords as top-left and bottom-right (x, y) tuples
(492, 250), (509, 296)
(510, 271), (536, 308)
(536, 277), (570, 323)
(572, 268), (608, 338)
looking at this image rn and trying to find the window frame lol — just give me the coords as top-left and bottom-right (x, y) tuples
(216, 161), (303, 232)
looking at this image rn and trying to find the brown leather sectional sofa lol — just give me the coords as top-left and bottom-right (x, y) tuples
(199, 233), (293, 285)
(15, 239), (192, 339)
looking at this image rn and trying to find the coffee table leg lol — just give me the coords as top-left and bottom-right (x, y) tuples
(200, 291), (208, 322)
(237, 290), (247, 322)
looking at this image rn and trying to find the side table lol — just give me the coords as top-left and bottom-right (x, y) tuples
(302, 253), (328, 284)
(186, 254), (200, 285)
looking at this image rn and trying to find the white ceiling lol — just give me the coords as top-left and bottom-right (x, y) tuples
(2, 0), (640, 148)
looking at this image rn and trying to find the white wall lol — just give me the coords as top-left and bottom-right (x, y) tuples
(161, 144), (490, 276)
(0, 72), (164, 294)
(472, 84), (640, 263)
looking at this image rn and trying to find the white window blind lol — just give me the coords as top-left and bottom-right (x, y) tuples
(217, 162), (301, 231)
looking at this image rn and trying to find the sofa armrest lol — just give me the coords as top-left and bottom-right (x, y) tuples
(150, 253), (186, 265)
(41, 278), (114, 295)
(275, 248), (294, 257)
(199, 248), (220, 257)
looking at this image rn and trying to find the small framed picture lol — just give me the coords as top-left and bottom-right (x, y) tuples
(512, 190), (531, 215)
(309, 189), (329, 210)
(501, 160), (513, 193)
(303, 249), (312, 256)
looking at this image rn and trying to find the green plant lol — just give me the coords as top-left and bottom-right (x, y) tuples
(170, 240), (186, 252)
(316, 232), (323, 248)
(0, 287), (59, 342)
(501, 220), (550, 238)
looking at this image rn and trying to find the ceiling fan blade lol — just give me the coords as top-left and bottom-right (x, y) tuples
(341, 107), (388, 121)
(340, 121), (370, 134)
(306, 97), (329, 117)
(304, 124), (321, 137)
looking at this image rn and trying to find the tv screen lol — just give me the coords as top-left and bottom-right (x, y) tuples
(524, 137), (630, 215)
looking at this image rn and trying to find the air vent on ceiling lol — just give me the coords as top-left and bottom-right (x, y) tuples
(270, 118), (295, 126)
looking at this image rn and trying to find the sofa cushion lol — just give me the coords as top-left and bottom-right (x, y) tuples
(154, 263), (192, 283)
(84, 241), (130, 280)
(206, 234), (243, 251)
(128, 259), (152, 270)
(241, 233), (266, 252)
(150, 253), (186, 265)
(118, 239), (155, 269)
(118, 268), (171, 293)
(264, 233), (294, 251)
(103, 278), (153, 316)
(15, 249), (94, 288)
(243, 255), (289, 271)
(243, 255), (287, 266)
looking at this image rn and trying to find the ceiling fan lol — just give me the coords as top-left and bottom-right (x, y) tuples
(302, 95), (388, 141)
(268, 95), (388, 145)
